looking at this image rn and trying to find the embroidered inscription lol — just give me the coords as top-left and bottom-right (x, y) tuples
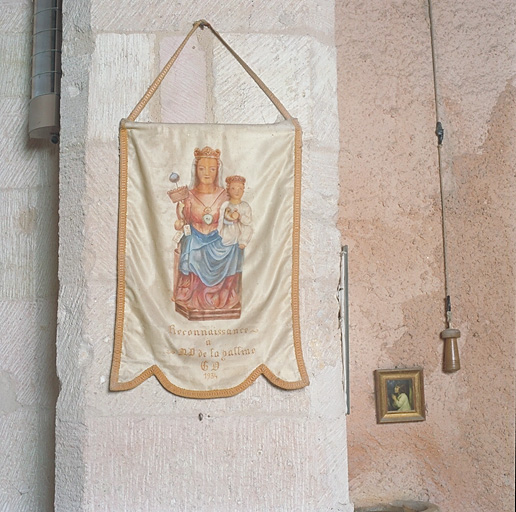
(168, 324), (258, 336)
(167, 337), (258, 381)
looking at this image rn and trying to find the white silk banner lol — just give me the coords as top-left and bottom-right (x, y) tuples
(110, 119), (309, 398)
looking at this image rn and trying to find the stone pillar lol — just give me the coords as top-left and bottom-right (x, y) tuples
(57, 1), (351, 510)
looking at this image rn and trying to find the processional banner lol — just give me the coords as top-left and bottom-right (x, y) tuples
(110, 20), (309, 398)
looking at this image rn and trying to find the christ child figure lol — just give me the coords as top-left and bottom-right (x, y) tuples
(217, 175), (253, 250)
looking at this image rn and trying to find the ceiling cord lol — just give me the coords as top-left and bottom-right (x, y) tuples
(427, 0), (462, 371)
(427, 0), (452, 325)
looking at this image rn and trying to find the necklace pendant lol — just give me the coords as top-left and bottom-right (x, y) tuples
(203, 213), (214, 225)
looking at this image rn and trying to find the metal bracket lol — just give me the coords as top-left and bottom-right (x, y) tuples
(436, 121), (444, 145)
(338, 246), (350, 414)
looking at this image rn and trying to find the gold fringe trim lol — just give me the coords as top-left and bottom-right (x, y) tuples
(109, 122), (129, 392)
(111, 363), (307, 399)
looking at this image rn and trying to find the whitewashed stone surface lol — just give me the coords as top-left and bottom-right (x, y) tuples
(0, 2), (59, 511)
(159, 35), (208, 123)
(87, 33), (156, 140)
(212, 34), (312, 130)
(90, 0), (336, 43)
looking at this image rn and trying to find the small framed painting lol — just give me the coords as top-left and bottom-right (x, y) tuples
(374, 368), (425, 424)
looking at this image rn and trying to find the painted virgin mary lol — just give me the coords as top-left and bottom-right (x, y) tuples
(168, 147), (244, 320)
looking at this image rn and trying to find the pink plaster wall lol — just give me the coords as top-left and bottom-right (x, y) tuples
(336, 1), (515, 511)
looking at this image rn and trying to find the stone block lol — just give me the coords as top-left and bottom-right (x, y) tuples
(54, 415), (87, 512)
(0, 408), (55, 512)
(1, 185), (58, 301)
(211, 35), (340, 150)
(90, 0), (335, 40)
(299, 147), (342, 282)
(300, 151), (339, 227)
(0, 1), (31, 33)
(81, 415), (351, 512)
(87, 33), (156, 141)
(212, 34), (312, 136)
(0, 98), (59, 189)
(60, 54), (94, 150)
(0, 33), (31, 98)
(84, 141), (119, 282)
(59, 144), (87, 287)
(310, 42), (339, 151)
(62, 0), (92, 33)
(159, 36), (207, 123)
(0, 189), (34, 297)
(0, 300), (58, 408)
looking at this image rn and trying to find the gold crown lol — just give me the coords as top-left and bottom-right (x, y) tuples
(194, 146), (221, 161)
(226, 175), (246, 185)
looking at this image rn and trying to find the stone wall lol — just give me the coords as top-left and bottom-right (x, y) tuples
(336, 1), (515, 511)
(56, 0), (351, 510)
(3, 0), (513, 510)
(0, 1), (59, 511)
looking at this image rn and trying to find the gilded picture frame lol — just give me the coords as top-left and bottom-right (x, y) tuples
(374, 368), (425, 424)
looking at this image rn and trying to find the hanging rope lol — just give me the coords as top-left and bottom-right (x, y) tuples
(428, 0), (462, 372)
(427, 0), (452, 326)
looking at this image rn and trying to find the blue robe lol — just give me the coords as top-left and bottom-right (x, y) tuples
(179, 226), (243, 287)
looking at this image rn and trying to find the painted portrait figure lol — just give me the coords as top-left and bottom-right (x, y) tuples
(388, 379), (413, 412)
(167, 147), (251, 321)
